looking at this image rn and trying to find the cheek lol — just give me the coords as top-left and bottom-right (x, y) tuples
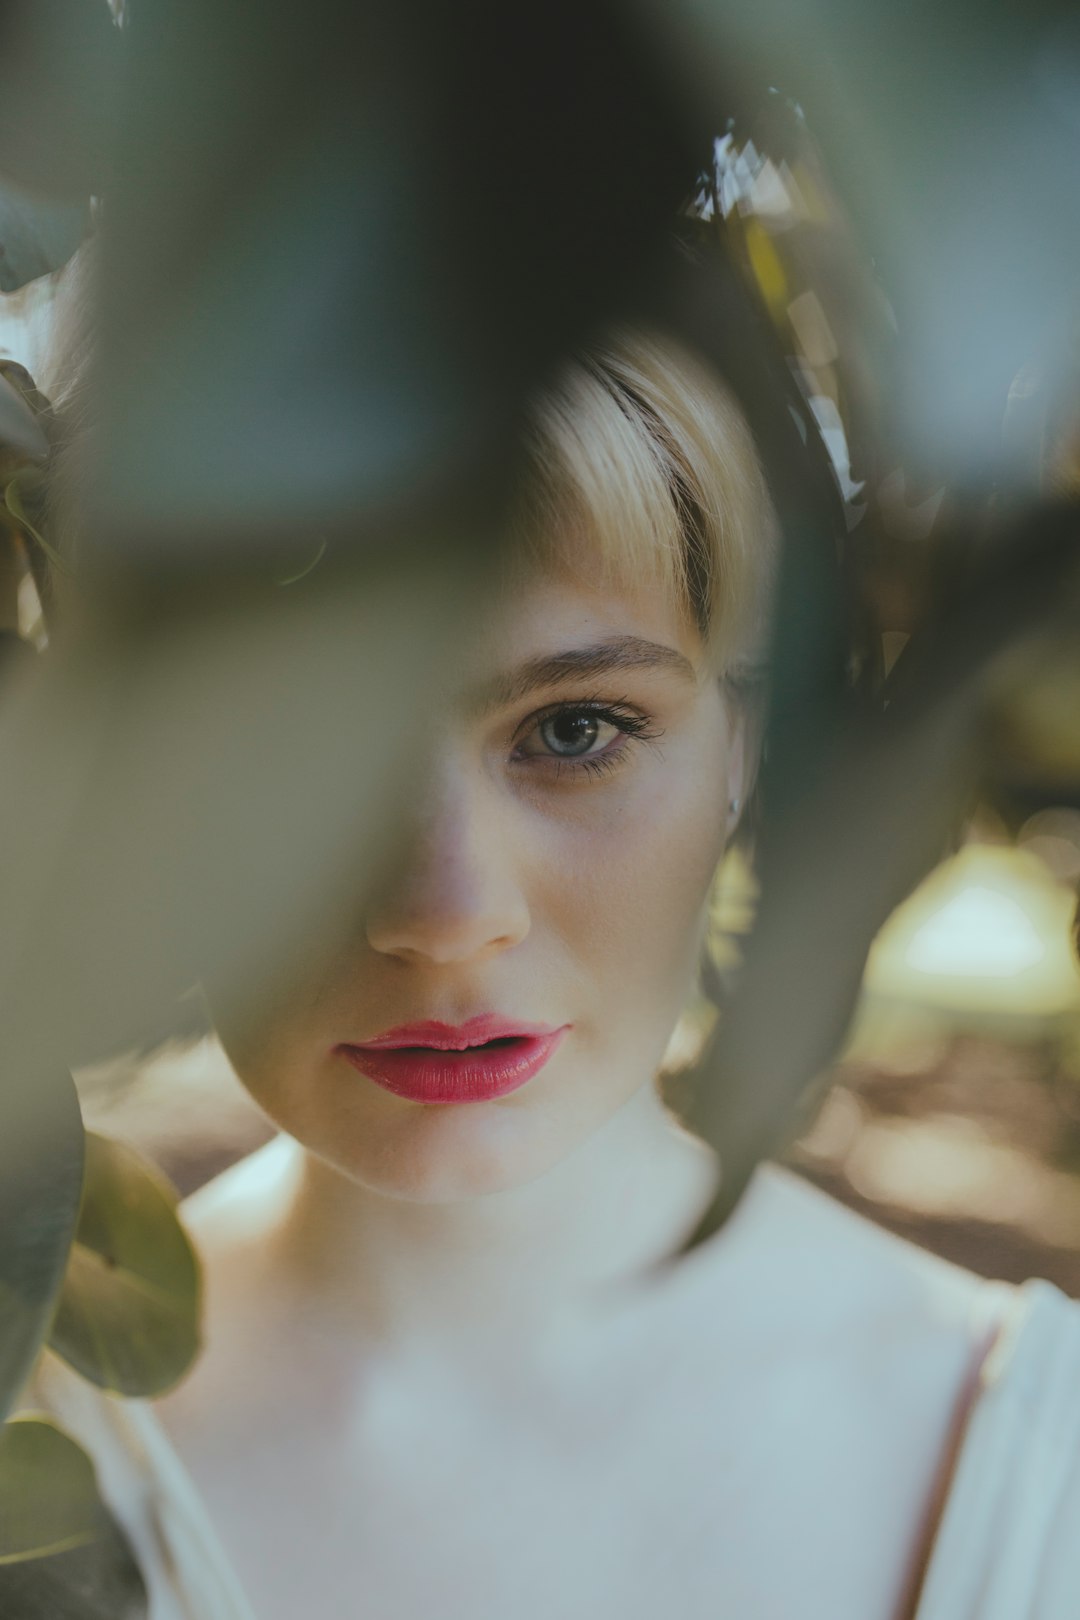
(209, 972), (330, 1120)
(527, 744), (728, 1015)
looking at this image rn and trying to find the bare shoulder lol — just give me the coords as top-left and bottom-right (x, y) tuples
(158, 1134), (304, 1432)
(733, 1160), (1003, 1339)
(664, 1158), (1010, 1440)
(650, 1161), (1013, 1613)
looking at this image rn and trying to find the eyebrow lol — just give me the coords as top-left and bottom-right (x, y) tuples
(470, 635), (698, 713)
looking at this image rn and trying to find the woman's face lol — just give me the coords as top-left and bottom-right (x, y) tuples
(215, 564), (745, 1200)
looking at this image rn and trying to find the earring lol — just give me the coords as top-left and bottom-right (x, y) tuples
(729, 796), (740, 816)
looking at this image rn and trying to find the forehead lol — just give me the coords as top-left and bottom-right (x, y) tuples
(456, 563), (705, 711)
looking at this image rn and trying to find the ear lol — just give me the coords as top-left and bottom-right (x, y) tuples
(721, 681), (764, 839)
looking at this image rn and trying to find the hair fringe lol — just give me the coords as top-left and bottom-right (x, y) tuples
(512, 327), (779, 679)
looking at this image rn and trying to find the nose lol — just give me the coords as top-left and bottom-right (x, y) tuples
(364, 757), (530, 966)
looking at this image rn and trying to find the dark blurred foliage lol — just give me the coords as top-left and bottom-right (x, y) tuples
(0, 1414), (147, 1620)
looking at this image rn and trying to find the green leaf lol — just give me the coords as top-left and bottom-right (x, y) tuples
(48, 1134), (200, 1398)
(0, 1417), (146, 1617)
(0, 1415), (106, 1564)
(0, 183), (89, 294)
(0, 1072), (84, 1424)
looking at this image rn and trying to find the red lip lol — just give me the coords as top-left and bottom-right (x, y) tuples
(353, 1015), (560, 1051)
(337, 1015), (569, 1104)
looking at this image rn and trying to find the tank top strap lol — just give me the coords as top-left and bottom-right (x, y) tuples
(914, 1277), (1080, 1620)
(18, 1349), (259, 1620)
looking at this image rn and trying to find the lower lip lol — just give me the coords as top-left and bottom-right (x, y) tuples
(338, 1030), (568, 1104)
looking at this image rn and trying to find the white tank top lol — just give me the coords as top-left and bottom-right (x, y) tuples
(913, 1277), (1080, 1619)
(19, 1276), (1080, 1619)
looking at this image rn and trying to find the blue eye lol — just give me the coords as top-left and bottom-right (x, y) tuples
(512, 701), (662, 778)
(538, 711), (606, 757)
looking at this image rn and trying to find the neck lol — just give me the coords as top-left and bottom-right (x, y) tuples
(262, 1084), (719, 1363)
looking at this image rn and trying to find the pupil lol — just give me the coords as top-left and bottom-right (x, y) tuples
(543, 713), (599, 756)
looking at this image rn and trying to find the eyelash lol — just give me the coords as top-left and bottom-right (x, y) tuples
(510, 699), (663, 780)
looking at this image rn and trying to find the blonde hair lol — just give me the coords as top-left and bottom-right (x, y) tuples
(513, 327), (778, 679)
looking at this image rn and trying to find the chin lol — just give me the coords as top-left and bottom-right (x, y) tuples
(298, 1098), (586, 1203)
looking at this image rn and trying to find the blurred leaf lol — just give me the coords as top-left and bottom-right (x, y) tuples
(48, 1133), (199, 1397)
(89, 0), (703, 556)
(0, 183), (88, 293)
(674, 0), (1080, 488)
(0, 547), (479, 1076)
(0, 1072), (83, 1425)
(662, 198), (1080, 1242)
(0, 1416), (146, 1618)
(677, 500), (1080, 1249)
(681, 681), (983, 1247)
(0, 1415), (111, 1563)
(0, 1539), (146, 1620)
(0, 1), (119, 200)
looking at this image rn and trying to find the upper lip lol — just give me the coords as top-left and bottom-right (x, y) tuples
(343, 1014), (563, 1051)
